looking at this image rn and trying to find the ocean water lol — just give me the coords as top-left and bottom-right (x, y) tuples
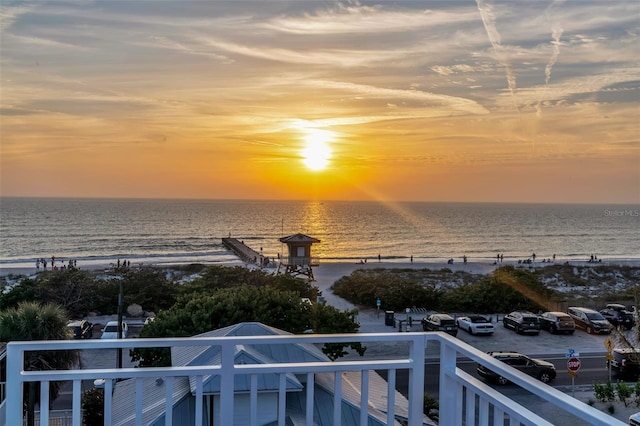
(0, 198), (638, 270)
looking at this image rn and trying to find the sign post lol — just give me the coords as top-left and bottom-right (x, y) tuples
(566, 349), (581, 397)
(604, 337), (615, 382)
(376, 298), (381, 318)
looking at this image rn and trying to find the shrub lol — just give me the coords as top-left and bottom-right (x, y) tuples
(616, 380), (633, 407)
(82, 388), (104, 426)
(593, 380), (615, 402)
(634, 381), (640, 407)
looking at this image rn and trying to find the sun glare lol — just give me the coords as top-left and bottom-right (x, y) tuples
(301, 130), (333, 171)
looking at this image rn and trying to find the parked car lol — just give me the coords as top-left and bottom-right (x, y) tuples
(100, 321), (128, 339)
(476, 351), (556, 385)
(600, 303), (634, 329)
(502, 311), (540, 335)
(422, 313), (458, 336)
(567, 307), (612, 334)
(456, 315), (494, 335)
(67, 320), (93, 339)
(538, 312), (575, 334)
(607, 348), (640, 380)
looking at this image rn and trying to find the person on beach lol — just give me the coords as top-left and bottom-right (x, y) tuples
(36, 258), (40, 271)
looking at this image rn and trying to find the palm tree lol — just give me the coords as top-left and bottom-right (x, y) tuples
(0, 301), (80, 426)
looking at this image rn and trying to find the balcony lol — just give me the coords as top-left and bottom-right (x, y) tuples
(1, 331), (625, 426)
(280, 256), (320, 267)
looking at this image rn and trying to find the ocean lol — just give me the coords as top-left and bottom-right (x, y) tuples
(0, 197), (638, 271)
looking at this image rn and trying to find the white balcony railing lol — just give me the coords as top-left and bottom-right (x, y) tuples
(2, 332), (625, 426)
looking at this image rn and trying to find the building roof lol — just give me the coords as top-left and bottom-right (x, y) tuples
(278, 233), (321, 244)
(112, 376), (192, 426)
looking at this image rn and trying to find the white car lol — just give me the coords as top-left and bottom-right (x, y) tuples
(100, 321), (128, 339)
(456, 315), (494, 335)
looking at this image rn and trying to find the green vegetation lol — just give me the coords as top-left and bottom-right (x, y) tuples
(114, 265), (360, 365)
(593, 380), (616, 402)
(0, 267), (178, 317)
(615, 381), (633, 407)
(332, 266), (559, 313)
(82, 388), (104, 426)
(0, 302), (80, 426)
(1, 265), (362, 366)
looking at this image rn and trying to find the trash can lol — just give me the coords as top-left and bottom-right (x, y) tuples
(385, 311), (395, 327)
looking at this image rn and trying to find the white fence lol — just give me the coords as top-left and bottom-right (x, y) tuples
(2, 332), (625, 426)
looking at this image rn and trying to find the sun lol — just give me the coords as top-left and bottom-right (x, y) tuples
(301, 130), (333, 171)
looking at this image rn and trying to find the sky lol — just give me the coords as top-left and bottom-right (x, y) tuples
(1, 1), (639, 204)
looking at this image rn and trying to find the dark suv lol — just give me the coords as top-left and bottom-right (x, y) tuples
(567, 307), (612, 334)
(600, 304), (634, 330)
(422, 313), (458, 337)
(503, 311), (540, 335)
(477, 351), (556, 385)
(608, 348), (640, 380)
(539, 311), (575, 334)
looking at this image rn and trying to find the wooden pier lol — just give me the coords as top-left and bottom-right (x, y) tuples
(222, 238), (261, 264)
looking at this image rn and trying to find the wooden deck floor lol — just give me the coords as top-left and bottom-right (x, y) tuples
(222, 238), (261, 264)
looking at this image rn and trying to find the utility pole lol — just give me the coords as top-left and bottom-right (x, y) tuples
(117, 279), (124, 369)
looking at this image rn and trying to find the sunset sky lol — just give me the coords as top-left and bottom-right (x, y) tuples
(1, 1), (638, 203)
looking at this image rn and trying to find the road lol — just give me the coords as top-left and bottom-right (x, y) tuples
(379, 351), (617, 399)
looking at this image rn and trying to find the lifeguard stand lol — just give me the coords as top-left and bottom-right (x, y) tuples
(278, 233), (320, 281)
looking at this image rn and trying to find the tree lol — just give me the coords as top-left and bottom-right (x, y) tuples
(309, 302), (364, 360)
(0, 269), (106, 318)
(119, 267), (178, 312)
(0, 302), (80, 426)
(179, 265), (319, 300)
(130, 285), (360, 367)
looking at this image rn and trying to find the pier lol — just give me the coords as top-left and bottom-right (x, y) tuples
(222, 238), (261, 264)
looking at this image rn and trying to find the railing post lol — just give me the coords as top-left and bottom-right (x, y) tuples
(219, 341), (235, 425)
(407, 333), (426, 426)
(5, 343), (22, 426)
(438, 337), (458, 426)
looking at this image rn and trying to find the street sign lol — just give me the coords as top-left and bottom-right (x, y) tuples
(604, 337), (615, 352)
(567, 357), (581, 372)
(606, 353), (614, 361)
(566, 349), (580, 358)
(567, 370), (577, 378)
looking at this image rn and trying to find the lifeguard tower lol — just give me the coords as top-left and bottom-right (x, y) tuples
(278, 233), (320, 281)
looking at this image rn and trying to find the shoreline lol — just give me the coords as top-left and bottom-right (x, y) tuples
(2, 257), (640, 279)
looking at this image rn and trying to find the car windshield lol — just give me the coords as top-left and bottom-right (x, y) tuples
(586, 312), (605, 320)
(523, 316), (539, 322)
(104, 325), (118, 332)
(472, 317), (489, 323)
